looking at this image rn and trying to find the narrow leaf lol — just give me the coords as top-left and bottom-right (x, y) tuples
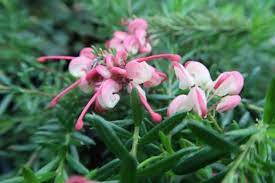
(120, 154), (137, 183)
(139, 112), (186, 145)
(131, 88), (144, 126)
(263, 78), (275, 124)
(188, 121), (238, 152)
(174, 147), (228, 175)
(22, 167), (40, 183)
(137, 147), (197, 177)
(66, 154), (89, 174)
(87, 114), (129, 160)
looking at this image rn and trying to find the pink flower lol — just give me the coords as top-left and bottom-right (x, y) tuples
(167, 94), (193, 116)
(216, 95), (241, 112)
(127, 18), (148, 33)
(189, 86), (207, 118)
(169, 61), (244, 118)
(38, 48), (181, 129)
(213, 71), (244, 96)
(106, 18), (151, 54)
(66, 176), (96, 183)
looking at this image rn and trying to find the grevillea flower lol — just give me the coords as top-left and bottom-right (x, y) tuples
(38, 47), (181, 130)
(168, 61), (244, 117)
(106, 18), (151, 54)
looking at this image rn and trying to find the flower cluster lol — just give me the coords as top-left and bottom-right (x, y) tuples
(106, 18), (151, 54)
(37, 17), (244, 131)
(38, 18), (181, 130)
(168, 61), (244, 117)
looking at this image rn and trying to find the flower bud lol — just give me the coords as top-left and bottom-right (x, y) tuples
(216, 95), (241, 112)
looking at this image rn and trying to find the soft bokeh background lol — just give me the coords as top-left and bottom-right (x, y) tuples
(0, 0), (275, 181)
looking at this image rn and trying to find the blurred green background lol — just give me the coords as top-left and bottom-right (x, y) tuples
(0, 0), (274, 181)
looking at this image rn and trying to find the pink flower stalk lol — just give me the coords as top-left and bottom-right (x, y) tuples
(106, 18), (151, 54)
(168, 61), (244, 117)
(38, 46), (181, 129)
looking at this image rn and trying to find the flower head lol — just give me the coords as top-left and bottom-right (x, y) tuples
(169, 61), (244, 117)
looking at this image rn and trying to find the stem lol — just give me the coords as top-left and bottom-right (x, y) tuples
(131, 125), (140, 158)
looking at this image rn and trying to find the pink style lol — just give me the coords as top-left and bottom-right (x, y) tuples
(168, 61), (244, 118)
(38, 47), (181, 130)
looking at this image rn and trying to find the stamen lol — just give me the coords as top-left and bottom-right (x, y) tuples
(137, 91), (162, 123)
(133, 54), (181, 63)
(49, 79), (82, 108)
(75, 90), (100, 130)
(37, 56), (76, 62)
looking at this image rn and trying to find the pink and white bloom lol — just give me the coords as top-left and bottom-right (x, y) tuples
(167, 95), (193, 116)
(213, 71), (244, 96)
(216, 95), (241, 112)
(38, 47), (181, 130)
(189, 86), (207, 118)
(169, 61), (244, 118)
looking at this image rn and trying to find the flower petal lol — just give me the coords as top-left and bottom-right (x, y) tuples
(167, 94), (193, 116)
(213, 71), (244, 96)
(69, 56), (92, 77)
(95, 65), (111, 79)
(185, 61), (212, 89)
(189, 86), (207, 117)
(128, 18), (148, 33)
(123, 35), (139, 54)
(173, 63), (194, 90)
(144, 70), (166, 88)
(216, 95), (241, 112)
(97, 79), (121, 109)
(126, 61), (154, 84)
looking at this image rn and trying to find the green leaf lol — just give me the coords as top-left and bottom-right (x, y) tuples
(87, 159), (120, 180)
(22, 167), (40, 183)
(87, 114), (129, 160)
(173, 147), (228, 175)
(159, 131), (174, 154)
(72, 132), (96, 145)
(263, 78), (275, 124)
(137, 147), (197, 177)
(139, 112), (186, 145)
(188, 121), (238, 152)
(131, 88), (144, 126)
(120, 154), (137, 183)
(37, 157), (59, 174)
(66, 154), (89, 174)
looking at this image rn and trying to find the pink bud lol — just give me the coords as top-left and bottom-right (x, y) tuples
(139, 42), (152, 53)
(185, 61), (212, 89)
(114, 50), (128, 66)
(173, 62), (194, 90)
(127, 18), (148, 33)
(68, 56), (92, 77)
(113, 31), (128, 40)
(95, 65), (111, 79)
(213, 71), (244, 96)
(80, 47), (95, 59)
(123, 35), (139, 54)
(97, 79), (121, 109)
(167, 94), (193, 117)
(66, 176), (97, 183)
(189, 86), (207, 118)
(125, 61), (154, 84)
(216, 95), (241, 112)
